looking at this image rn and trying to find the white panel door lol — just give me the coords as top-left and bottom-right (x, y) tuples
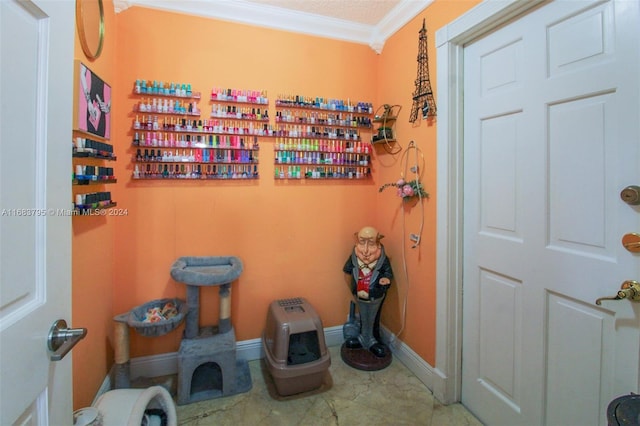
(461, 1), (640, 425)
(0, 0), (74, 424)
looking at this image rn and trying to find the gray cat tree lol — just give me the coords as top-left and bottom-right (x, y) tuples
(170, 256), (251, 405)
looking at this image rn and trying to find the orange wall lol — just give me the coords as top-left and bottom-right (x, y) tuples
(72, 0), (117, 410)
(71, 0), (480, 410)
(374, 0), (481, 363)
(112, 8), (379, 359)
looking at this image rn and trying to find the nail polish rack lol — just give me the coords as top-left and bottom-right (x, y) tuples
(274, 95), (373, 180)
(132, 80), (203, 134)
(210, 104), (269, 122)
(209, 88), (272, 135)
(73, 165), (116, 185)
(132, 136), (260, 180)
(211, 87), (268, 105)
(132, 117), (273, 137)
(133, 126), (260, 180)
(275, 165), (370, 180)
(73, 137), (117, 161)
(129, 86), (377, 183)
(72, 135), (118, 215)
(275, 109), (372, 129)
(274, 138), (370, 180)
(135, 80), (201, 99)
(276, 95), (372, 114)
(134, 163), (259, 180)
(131, 84), (264, 180)
(74, 191), (118, 215)
(275, 96), (372, 139)
(134, 98), (200, 116)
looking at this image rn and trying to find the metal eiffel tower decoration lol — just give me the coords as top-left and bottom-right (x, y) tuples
(409, 19), (437, 123)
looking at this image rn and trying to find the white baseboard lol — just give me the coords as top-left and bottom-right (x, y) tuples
(380, 326), (443, 398)
(93, 325), (444, 403)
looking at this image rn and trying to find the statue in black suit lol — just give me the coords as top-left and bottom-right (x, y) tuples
(343, 226), (393, 358)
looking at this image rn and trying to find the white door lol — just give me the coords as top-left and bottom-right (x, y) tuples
(0, 0), (75, 424)
(461, 0), (640, 425)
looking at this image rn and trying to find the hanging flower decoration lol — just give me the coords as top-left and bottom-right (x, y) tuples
(379, 178), (428, 200)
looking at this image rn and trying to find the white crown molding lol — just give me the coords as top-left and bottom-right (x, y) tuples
(372, 0), (434, 53)
(113, 0), (432, 53)
(113, 0), (131, 13)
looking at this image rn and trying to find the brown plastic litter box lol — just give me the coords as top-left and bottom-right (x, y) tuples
(262, 298), (331, 396)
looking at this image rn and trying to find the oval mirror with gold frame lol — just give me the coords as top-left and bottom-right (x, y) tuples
(76, 0), (104, 60)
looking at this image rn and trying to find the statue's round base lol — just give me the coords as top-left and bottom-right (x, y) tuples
(340, 342), (392, 371)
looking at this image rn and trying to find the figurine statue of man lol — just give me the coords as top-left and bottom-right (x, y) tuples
(343, 226), (393, 358)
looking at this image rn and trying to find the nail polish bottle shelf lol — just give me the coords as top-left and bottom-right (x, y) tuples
(130, 84), (270, 182)
(274, 160), (368, 166)
(274, 96), (373, 150)
(73, 202), (118, 215)
(72, 150), (117, 161)
(274, 166), (370, 180)
(274, 147), (368, 153)
(133, 148), (259, 159)
(73, 138), (115, 160)
(210, 87), (268, 105)
(132, 90), (201, 100)
(274, 142), (369, 153)
(133, 106), (201, 116)
(133, 143), (260, 150)
(272, 133), (363, 142)
(73, 128), (118, 216)
(131, 126), (274, 137)
(209, 114), (269, 122)
(275, 99), (373, 115)
(132, 174), (259, 180)
(134, 160), (258, 165)
(260, 132), (361, 142)
(274, 150), (369, 166)
(73, 178), (117, 185)
(209, 97), (269, 106)
(275, 117), (372, 129)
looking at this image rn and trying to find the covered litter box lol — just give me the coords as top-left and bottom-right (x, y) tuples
(262, 298), (331, 396)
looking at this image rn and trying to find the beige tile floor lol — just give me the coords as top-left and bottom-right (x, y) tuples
(176, 345), (483, 425)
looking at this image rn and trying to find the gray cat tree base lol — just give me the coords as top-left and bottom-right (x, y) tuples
(170, 256), (251, 405)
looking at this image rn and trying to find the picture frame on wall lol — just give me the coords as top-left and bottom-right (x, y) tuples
(74, 61), (111, 139)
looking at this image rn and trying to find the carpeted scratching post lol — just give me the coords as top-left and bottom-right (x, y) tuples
(170, 256), (251, 405)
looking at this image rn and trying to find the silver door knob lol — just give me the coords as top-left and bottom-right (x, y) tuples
(47, 319), (87, 361)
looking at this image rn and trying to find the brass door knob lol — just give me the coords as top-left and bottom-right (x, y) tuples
(622, 233), (640, 253)
(595, 280), (640, 305)
(620, 186), (640, 205)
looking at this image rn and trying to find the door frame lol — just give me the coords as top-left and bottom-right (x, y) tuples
(433, 0), (545, 405)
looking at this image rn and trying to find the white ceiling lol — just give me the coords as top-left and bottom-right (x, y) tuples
(114, 0), (433, 53)
(242, 0), (402, 25)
